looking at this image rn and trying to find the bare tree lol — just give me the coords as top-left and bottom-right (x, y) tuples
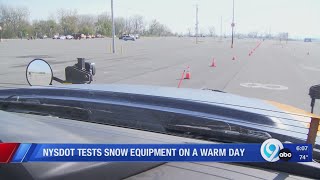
(124, 17), (133, 34)
(0, 3), (173, 38)
(114, 17), (125, 35)
(131, 15), (144, 34)
(148, 19), (172, 36)
(148, 19), (160, 35)
(0, 4), (30, 38)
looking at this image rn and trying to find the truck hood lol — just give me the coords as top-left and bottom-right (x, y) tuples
(2, 84), (319, 146)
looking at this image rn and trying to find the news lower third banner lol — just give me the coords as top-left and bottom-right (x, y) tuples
(0, 139), (313, 163)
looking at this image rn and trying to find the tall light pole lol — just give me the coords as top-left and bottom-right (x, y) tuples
(231, 0), (235, 48)
(220, 16), (222, 40)
(0, 24), (2, 42)
(195, 4), (199, 44)
(111, 0), (115, 53)
(35, 27), (39, 39)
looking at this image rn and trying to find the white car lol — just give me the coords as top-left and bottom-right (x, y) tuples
(66, 35), (74, 40)
(123, 35), (135, 41)
(52, 35), (59, 39)
(59, 35), (66, 40)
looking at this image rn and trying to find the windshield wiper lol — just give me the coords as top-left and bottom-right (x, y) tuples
(202, 88), (226, 93)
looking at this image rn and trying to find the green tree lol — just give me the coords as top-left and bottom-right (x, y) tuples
(147, 19), (172, 36)
(57, 9), (78, 35)
(78, 15), (96, 35)
(0, 4), (30, 38)
(95, 14), (112, 36)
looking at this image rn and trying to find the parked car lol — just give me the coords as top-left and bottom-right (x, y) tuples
(86, 35), (92, 39)
(95, 34), (104, 38)
(72, 33), (81, 40)
(304, 38), (312, 42)
(40, 35), (48, 39)
(119, 34), (127, 39)
(123, 35), (135, 41)
(66, 35), (74, 40)
(59, 35), (66, 40)
(52, 35), (59, 39)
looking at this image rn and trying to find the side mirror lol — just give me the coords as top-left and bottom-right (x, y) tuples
(26, 59), (53, 86)
(26, 58), (96, 86)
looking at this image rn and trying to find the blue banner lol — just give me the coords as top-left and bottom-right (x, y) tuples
(8, 139), (312, 163)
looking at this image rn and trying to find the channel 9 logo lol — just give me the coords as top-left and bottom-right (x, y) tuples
(260, 139), (292, 162)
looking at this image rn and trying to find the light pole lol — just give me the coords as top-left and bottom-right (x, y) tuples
(50, 25), (54, 38)
(35, 27), (39, 39)
(111, 0), (115, 53)
(231, 0), (235, 48)
(0, 22), (2, 42)
(195, 4), (199, 44)
(220, 16), (222, 41)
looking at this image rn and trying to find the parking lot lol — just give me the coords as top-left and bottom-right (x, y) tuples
(0, 37), (319, 111)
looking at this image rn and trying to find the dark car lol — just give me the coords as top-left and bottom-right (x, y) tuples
(72, 33), (84, 40)
(304, 38), (312, 42)
(119, 34), (127, 39)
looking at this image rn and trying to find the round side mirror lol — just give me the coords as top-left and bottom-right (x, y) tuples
(26, 59), (53, 86)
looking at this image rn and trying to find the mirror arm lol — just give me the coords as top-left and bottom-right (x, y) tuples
(52, 76), (65, 84)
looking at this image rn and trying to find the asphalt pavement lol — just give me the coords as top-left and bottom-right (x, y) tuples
(0, 37), (319, 112)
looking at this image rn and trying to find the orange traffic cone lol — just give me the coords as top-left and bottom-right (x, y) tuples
(211, 58), (216, 67)
(232, 56), (236, 60)
(185, 66), (191, 79)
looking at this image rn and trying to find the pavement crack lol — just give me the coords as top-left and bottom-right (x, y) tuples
(222, 60), (250, 91)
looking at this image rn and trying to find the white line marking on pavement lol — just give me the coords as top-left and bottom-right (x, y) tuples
(300, 65), (320, 72)
(240, 83), (288, 90)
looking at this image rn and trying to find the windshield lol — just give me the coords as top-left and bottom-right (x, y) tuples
(0, 0), (320, 170)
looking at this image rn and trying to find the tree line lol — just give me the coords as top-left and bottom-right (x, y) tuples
(0, 4), (173, 39)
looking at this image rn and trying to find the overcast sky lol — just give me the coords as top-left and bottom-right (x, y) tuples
(2, 0), (320, 38)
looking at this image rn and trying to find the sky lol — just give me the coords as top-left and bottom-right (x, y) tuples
(1, 0), (320, 38)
